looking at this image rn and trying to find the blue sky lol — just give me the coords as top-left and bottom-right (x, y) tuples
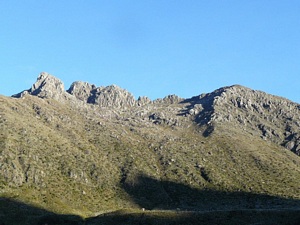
(0, 1), (299, 103)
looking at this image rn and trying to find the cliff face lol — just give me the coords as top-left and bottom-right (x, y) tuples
(1, 72), (299, 216)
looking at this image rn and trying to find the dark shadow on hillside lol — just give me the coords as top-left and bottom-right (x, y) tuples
(88, 174), (300, 224)
(0, 197), (83, 225)
(1, 177), (300, 225)
(121, 175), (300, 211)
(87, 209), (300, 225)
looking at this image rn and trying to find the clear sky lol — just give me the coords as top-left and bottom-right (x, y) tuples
(0, 0), (299, 103)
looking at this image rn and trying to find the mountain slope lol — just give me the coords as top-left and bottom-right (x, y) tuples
(1, 72), (300, 219)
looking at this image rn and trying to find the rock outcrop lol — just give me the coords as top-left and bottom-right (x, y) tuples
(14, 72), (137, 108)
(13, 72), (66, 100)
(137, 96), (152, 106)
(68, 82), (137, 108)
(153, 94), (183, 104)
(88, 85), (136, 108)
(67, 81), (96, 102)
(183, 85), (300, 155)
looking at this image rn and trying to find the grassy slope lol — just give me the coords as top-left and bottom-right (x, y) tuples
(0, 94), (300, 223)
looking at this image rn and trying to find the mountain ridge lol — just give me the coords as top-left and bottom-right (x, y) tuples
(1, 72), (299, 222)
(11, 72), (300, 155)
(13, 72), (298, 104)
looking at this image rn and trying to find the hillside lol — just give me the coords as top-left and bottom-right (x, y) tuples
(0, 72), (300, 224)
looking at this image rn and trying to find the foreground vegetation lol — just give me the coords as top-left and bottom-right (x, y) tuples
(1, 198), (300, 225)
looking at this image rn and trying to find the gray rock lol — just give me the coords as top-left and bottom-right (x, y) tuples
(88, 85), (136, 108)
(137, 96), (152, 106)
(11, 73), (300, 156)
(13, 72), (65, 101)
(153, 94), (183, 104)
(13, 73), (138, 109)
(67, 81), (96, 102)
(184, 85), (300, 155)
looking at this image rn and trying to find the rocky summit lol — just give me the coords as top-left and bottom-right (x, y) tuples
(1, 72), (300, 225)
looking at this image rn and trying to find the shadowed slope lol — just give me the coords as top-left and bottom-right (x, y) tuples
(0, 197), (83, 225)
(87, 175), (300, 225)
(87, 208), (300, 225)
(1, 196), (299, 225)
(122, 175), (300, 211)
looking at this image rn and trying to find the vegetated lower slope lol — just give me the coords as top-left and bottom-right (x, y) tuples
(0, 72), (300, 222)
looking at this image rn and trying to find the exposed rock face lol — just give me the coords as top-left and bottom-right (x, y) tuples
(137, 96), (152, 106)
(67, 81), (96, 102)
(14, 72), (137, 108)
(13, 72), (65, 101)
(68, 82), (137, 108)
(153, 94), (183, 104)
(184, 85), (300, 155)
(88, 85), (136, 108)
(31, 72), (65, 97)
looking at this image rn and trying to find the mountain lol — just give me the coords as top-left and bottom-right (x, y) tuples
(1, 72), (300, 224)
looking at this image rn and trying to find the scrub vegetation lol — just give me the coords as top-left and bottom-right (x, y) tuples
(0, 74), (300, 224)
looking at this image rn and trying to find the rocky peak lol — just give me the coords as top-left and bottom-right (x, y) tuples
(67, 81), (96, 102)
(87, 85), (136, 108)
(13, 73), (138, 109)
(32, 72), (65, 97)
(13, 72), (65, 100)
(68, 82), (137, 108)
(212, 85), (300, 122)
(184, 85), (300, 155)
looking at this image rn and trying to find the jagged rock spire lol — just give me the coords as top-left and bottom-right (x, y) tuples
(31, 72), (65, 99)
(13, 72), (65, 100)
(14, 72), (138, 108)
